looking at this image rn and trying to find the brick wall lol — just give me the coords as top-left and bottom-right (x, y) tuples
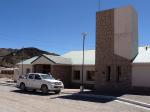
(51, 65), (72, 88)
(95, 9), (132, 91)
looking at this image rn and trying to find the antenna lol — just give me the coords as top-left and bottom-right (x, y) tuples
(98, 0), (100, 11)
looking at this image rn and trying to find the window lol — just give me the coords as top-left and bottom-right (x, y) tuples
(106, 66), (111, 81)
(26, 68), (30, 74)
(35, 74), (41, 80)
(73, 71), (80, 80)
(29, 74), (34, 79)
(116, 66), (121, 82)
(86, 71), (95, 81)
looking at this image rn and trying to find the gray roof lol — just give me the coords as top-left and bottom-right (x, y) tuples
(18, 50), (95, 65)
(43, 54), (72, 65)
(62, 50), (95, 65)
(20, 46), (150, 66)
(18, 56), (38, 64)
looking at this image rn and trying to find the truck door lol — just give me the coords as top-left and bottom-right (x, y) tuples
(26, 74), (35, 88)
(34, 74), (42, 89)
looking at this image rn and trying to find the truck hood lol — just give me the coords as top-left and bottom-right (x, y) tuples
(43, 79), (61, 83)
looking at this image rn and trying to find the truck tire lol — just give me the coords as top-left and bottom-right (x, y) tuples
(54, 90), (61, 94)
(20, 83), (26, 91)
(41, 85), (48, 94)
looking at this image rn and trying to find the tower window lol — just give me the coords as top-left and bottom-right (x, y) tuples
(106, 66), (111, 81)
(116, 66), (121, 82)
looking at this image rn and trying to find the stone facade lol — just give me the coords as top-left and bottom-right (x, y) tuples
(95, 9), (132, 91)
(51, 65), (72, 87)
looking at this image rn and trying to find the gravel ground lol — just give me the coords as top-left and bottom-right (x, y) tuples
(0, 78), (149, 112)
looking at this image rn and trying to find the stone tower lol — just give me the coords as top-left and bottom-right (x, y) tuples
(95, 6), (138, 91)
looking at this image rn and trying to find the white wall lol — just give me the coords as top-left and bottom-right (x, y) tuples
(18, 64), (33, 76)
(13, 68), (19, 81)
(132, 64), (150, 87)
(72, 65), (95, 84)
(114, 6), (138, 60)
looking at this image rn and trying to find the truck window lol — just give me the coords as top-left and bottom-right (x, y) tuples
(29, 74), (34, 79)
(35, 74), (41, 80)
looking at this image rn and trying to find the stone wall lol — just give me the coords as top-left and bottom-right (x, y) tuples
(95, 9), (132, 91)
(51, 65), (72, 88)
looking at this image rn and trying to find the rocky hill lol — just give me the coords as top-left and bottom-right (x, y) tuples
(0, 48), (18, 57)
(0, 47), (59, 67)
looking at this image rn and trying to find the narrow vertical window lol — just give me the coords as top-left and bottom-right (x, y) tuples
(73, 71), (80, 80)
(106, 66), (111, 81)
(116, 66), (121, 82)
(86, 71), (95, 81)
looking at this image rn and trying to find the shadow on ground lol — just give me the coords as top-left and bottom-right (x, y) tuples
(50, 93), (115, 103)
(11, 89), (56, 96)
(82, 90), (150, 97)
(0, 82), (15, 87)
(52, 89), (150, 103)
(6, 80), (15, 83)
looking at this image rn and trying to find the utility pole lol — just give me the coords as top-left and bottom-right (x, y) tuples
(80, 32), (87, 92)
(22, 47), (24, 75)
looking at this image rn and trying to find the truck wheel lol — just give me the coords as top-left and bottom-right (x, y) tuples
(20, 83), (26, 91)
(41, 85), (48, 94)
(54, 90), (61, 94)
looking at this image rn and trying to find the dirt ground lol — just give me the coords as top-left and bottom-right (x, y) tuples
(0, 78), (149, 112)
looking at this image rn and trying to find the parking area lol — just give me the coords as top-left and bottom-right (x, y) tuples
(0, 78), (150, 112)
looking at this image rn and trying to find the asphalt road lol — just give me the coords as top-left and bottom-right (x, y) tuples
(0, 79), (149, 112)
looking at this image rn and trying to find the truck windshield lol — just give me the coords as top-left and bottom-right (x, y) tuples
(41, 74), (54, 79)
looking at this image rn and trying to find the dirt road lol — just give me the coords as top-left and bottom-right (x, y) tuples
(0, 79), (149, 112)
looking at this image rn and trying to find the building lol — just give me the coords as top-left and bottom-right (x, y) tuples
(0, 68), (14, 74)
(132, 46), (150, 90)
(15, 6), (150, 91)
(0, 67), (16, 79)
(62, 50), (95, 88)
(15, 52), (95, 88)
(95, 6), (138, 91)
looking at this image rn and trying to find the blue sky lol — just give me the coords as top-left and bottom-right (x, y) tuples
(0, 0), (150, 54)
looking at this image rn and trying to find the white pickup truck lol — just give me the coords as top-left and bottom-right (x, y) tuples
(17, 73), (64, 94)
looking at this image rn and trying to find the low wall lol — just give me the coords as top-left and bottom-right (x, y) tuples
(0, 74), (13, 79)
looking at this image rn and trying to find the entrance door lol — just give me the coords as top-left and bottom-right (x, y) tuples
(33, 64), (51, 74)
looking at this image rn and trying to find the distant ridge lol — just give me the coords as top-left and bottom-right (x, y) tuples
(0, 47), (59, 67)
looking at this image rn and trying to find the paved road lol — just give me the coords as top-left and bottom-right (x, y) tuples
(0, 80), (149, 112)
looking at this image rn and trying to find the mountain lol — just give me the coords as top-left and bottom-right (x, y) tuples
(0, 48), (18, 57)
(0, 47), (59, 67)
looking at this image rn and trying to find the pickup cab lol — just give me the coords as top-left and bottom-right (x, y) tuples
(17, 73), (64, 94)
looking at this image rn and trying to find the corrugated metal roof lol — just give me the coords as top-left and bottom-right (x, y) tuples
(133, 46), (150, 63)
(20, 47), (150, 65)
(18, 56), (38, 64)
(43, 54), (72, 65)
(62, 50), (95, 65)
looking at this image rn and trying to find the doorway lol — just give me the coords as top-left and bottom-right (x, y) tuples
(33, 64), (51, 74)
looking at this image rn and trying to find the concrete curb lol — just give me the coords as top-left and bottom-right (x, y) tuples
(74, 93), (150, 109)
(116, 97), (150, 108)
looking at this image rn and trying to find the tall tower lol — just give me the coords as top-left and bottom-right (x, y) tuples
(95, 6), (138, 91)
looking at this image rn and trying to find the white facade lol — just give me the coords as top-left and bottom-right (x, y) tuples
(132, 47), (150, 88)
(132, 64), (150, 87)
(14, 64), (33, 81)
(114, 6), (138, 60)
(13, 68), (19, 81)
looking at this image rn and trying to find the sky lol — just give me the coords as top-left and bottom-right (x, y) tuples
(0, 0), (150, 55)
